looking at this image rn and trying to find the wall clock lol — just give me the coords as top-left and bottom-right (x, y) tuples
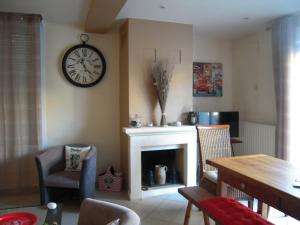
(62, 34), (106, 88)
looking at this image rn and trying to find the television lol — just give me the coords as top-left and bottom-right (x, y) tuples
(197, 111), (239, 137)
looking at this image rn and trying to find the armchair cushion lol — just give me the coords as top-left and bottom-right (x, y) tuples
(65, 145), (91, 171)
(45, 171), (80, 188)
(203, 170), (218, 183)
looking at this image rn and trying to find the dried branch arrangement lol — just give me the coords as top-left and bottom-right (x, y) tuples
(151, 59), (174, 126)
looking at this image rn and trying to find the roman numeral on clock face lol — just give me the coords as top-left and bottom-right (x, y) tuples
(74, 74), (81, 81)
(69, 70), (76, 76)
(82, 48), (87, 57)
(67, 64), (75, 69)
(74, 50), (80, 58)
(89, 75), (95, 81)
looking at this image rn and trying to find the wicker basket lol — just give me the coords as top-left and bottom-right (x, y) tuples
(98, 166), (122, 192)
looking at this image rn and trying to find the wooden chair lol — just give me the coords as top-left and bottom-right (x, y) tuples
(178, 186), (214, 225)
(178, 125), (255, 225)
(197, 125), (254, 207)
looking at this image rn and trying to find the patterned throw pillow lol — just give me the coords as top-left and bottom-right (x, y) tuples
(65, 145), (91, 171)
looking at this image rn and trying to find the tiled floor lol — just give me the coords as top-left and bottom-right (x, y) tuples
(0, 191), (300, 225)
(97, 192), (206, 225)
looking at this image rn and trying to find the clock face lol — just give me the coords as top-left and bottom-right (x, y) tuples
(62, 44), (106, 88)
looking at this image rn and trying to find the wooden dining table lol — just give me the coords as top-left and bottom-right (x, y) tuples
(207, 154), (300, 220)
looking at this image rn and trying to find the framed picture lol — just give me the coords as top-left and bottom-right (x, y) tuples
(193, 62), (223, 97)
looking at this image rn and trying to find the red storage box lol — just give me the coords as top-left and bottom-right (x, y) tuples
(98, 166), (122, 192)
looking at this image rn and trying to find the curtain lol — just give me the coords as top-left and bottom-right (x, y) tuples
(272, 15), (298, 161)
(288, 16), (300, 165)
(0, 13), (43, 192)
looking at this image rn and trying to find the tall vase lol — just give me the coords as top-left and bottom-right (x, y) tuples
(160, 112), (167, 126)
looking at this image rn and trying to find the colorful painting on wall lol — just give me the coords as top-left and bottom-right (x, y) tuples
(193, 62), (223, 97)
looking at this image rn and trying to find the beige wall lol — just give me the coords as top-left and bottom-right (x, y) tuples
(119, 19), (193, 187)
(44, 20), (275, 178)
(192, 31), (276, 125)
(193, 35), (233, 111)
(127, 19), (193, 125)
(119, 21), (129, 186)
(45, 22), (120, 172)
(232, 29), (276, 124)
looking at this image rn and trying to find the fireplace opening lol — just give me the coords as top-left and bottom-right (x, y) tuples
(141, 149), (183, 190)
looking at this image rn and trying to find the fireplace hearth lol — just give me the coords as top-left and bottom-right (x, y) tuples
(142, 149), (182, 189)
(123, 126), (197, 199)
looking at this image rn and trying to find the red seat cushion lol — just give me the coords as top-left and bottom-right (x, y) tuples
(197, 197), (274, 225)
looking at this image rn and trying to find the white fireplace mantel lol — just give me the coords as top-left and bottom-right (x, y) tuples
(123, 126), (196, 136)
(123, 126), (197, 200)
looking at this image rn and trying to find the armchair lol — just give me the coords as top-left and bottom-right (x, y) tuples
(35, 144), (96, 205)
(77, 198), (141, 225)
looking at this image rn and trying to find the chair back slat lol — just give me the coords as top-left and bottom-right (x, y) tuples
(197, 125), (232, 175)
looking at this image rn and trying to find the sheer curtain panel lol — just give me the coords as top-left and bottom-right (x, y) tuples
(272, 15), (297, 160)
(0, 13), (43, 192)
(287, 15), (300, 165)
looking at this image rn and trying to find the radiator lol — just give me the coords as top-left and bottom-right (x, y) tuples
(234, 121), (276, 156)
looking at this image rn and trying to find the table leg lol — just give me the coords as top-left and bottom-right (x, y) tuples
(257, 201), (269, 219)
(216, 172), (226, 196)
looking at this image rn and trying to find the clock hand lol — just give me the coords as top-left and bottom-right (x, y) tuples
(76, 58), (82, 64)
(85, 68), (92, 75)
(86, 59), (93, 65)
(80, 59), (92, 74)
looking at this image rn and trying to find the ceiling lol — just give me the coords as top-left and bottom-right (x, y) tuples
(0, 0), (92, 26)
(1, 0), (300, 39)
(117, 0), (300, 39)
